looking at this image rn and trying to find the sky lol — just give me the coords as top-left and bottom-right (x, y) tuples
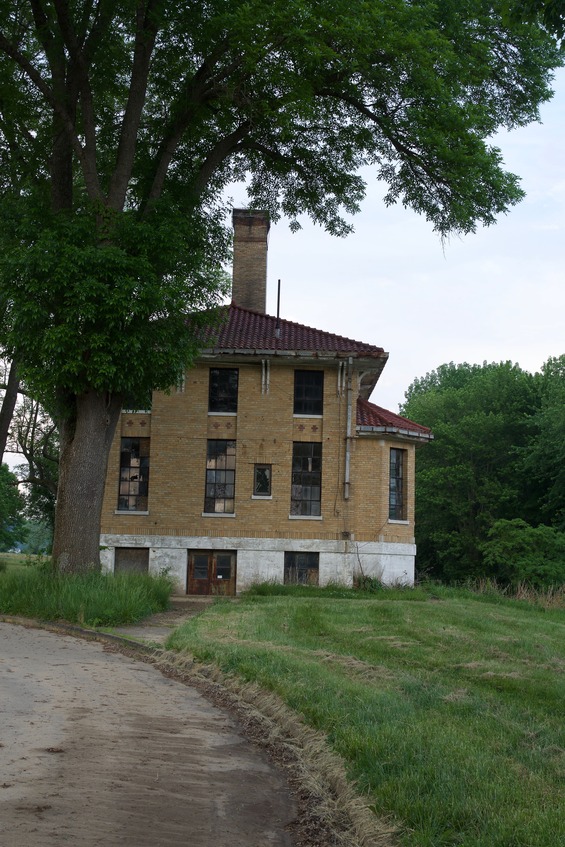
(229, 66), (565, 415)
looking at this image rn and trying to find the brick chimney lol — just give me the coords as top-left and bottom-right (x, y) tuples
(232, 209), (270, 313)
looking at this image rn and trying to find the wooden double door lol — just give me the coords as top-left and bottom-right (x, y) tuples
(187, 550), (237, 596)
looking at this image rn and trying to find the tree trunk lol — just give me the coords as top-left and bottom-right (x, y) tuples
(0, 361), (19, 462)
(52, 390), (123, 573)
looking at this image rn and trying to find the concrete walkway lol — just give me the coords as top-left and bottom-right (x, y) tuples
(109, 596), (215, 646)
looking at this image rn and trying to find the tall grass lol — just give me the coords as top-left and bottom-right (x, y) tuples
(167, 585), (565, 847)
(0, 567), (172, 626)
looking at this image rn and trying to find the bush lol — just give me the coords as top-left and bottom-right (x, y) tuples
(481, 519), (565, 588)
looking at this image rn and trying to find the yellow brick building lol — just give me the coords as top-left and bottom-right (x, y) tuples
(100, 210), (432, 594)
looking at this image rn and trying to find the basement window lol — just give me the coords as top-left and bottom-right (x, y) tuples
(284, 552), (319, 585)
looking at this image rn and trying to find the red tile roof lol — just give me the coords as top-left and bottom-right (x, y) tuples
(357, 398), (433, 440)
(202, 304), (387, 359)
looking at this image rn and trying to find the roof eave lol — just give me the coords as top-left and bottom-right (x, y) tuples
(356, 425), (434, 443)
(199, 349), (388, 365)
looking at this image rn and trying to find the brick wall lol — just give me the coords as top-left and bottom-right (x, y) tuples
(231, 209), (270, 313)
(101, 360), (416, 546)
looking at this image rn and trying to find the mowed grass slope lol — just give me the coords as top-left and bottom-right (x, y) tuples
(167, 588), (565, 847)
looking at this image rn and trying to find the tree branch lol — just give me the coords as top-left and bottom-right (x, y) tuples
(51, 0), (102, 202)
(142, 41), (249, 209)
(192, 122), (252, 199)
(0, 28), (103, 202)
(107, 0), (162, 210)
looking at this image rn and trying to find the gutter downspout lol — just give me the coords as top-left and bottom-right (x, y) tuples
(344, 357), (353, 500)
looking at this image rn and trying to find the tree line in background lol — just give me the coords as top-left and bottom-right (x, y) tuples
(0, 359), (56, 554)
(402, 356), (565, 587)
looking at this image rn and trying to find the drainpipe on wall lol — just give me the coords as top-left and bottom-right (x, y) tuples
(344, 356), (353, 500)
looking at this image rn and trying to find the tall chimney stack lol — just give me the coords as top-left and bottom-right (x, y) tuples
(232, 209), (270, 314)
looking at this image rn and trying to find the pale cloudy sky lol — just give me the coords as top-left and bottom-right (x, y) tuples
(231, 66), (565, 415)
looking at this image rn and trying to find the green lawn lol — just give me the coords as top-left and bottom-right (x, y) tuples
(167, 586), (565, 847)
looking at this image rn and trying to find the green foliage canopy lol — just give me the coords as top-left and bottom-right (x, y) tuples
(481, 518), (565, 587)
(0, 0), (561, 404)
(0, 0), (561, 568)
(523, 354), (565, 529)
(401, 362), (541, 581)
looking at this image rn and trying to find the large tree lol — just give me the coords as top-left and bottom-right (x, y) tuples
(0, 1), (562, 571)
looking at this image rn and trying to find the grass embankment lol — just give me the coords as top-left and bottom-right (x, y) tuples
(0, 563), (171, 626)
(167, 584), (565, 847)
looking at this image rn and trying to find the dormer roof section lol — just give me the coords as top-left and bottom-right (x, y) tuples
(356, 397), (433, 443)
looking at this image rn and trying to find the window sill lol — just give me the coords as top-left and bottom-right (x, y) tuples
(207, 412), (237, 417)
(252, 495), (272, 500)
(293, 414), (323, 419)
(114, 510), (149, 516)
(289, 514), (323, 521)
(388, 519), (409, 525)
(202, 512), (236, 518)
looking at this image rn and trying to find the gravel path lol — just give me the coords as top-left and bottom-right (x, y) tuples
(0, 622), (297, 846)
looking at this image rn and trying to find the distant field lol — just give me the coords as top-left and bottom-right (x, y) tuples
(0, 552), (38, 573)
(167, 585), (565, 847)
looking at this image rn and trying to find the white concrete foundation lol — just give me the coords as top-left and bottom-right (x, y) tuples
(100, 533), (415, 594)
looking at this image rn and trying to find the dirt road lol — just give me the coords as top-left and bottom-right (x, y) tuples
(0, 622), (296, 846)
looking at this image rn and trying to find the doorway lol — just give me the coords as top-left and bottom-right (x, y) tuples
(187, 550), (237, 596)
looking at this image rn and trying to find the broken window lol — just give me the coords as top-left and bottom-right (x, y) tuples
(284, 552), (319, 585)
(389, 447), (407, 520)
(118, 438), (150, 511)
(291, 442), (322, 516)
(253, 464), (272, 497)
(204, 439), (236, 513)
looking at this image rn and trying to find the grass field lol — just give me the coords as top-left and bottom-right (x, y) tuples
(167, 585), (565, 847)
